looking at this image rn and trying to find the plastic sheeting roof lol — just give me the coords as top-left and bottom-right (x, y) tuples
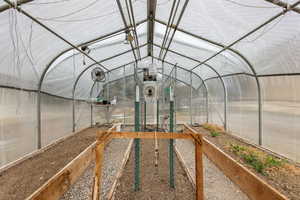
(0, 0), (300, 99)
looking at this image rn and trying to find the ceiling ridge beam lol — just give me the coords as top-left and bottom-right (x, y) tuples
(147, 0), (157, 57)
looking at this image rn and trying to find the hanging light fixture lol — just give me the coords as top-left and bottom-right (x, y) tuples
(81, 45), (91, 65)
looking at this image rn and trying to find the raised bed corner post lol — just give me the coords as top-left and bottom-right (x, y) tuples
(169, 86), (175, 188)
(134, 84), (141, 191)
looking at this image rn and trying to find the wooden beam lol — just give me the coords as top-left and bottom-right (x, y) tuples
(110, 131), (194, 140)
(195, 134), (204, 200)
(107, 139), (134, 200)
(92, 142), (105, 200)
(26, 142), (96, 200)
(92, 125), (119, 200)
(174, 146), (196, 188)
(183, 124), (288, 200)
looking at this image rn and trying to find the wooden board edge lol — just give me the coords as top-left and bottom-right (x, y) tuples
(174, 145), (196, 189)
(184, 125), (288, 200)
(110, 131), (194, 140)
(25, 141), (97, 200)
(107, 139), (134, 200)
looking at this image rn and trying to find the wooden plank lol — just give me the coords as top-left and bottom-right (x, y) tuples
(185, 125), (288, 200)
(110, 131), (194, 140)
(26, 142), (96, 200)
(174, 146), (196, 188)
(92, 124), (119, 200)
(107, 139), (134, 200)
(195, 135), (204, 200)
(92, 142), (105, 200)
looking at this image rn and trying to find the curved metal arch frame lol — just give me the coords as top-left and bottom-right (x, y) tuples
(72, 55), (148, 132)
(153, 43), (228, 129)
(151, 56), (210, 123)
(154, 19), (262, 145)
(37, 18), (262, 148)
(36, 19), (147, 148)
(87, 62), (202, 128)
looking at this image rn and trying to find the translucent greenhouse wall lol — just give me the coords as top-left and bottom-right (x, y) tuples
(0, 88), (92, 167)
(1, 65), (300, 168)
(260, 76), (300, 162)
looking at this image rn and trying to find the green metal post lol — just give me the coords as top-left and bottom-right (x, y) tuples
(169, 87), (175, 188)
(134, 85), (140, 191)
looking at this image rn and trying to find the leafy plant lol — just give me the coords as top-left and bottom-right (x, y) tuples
(230, 144), (245, 154)
(202, 123), (224, 133)
(229, 143), (284, 175)
(210, 131), (220, 137)
(242, 153), (265, 174)
(264, 156), (283, 168)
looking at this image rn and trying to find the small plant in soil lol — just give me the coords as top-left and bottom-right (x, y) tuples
(229, 143), (284, 175)
(202, 123), (224, 133)
(210, 131), (220, 137)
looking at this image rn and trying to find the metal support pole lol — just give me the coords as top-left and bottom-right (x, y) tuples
(174, 66), (177, 129)
(205, 84), (209, 123)
(72, 99), (76, 132)
(156, 100), (159, 131)
(123, 66), (126, 124)
(144, 101), (147, 130)
(134, 84), (140, 191)
(190, 72), (193, 125)
(169, 86), (175, 188)
(257, 78), (263, 146)
(224, 80), (228, 131)
(91, 104), (93, 127)
(37, 91), (41, 149)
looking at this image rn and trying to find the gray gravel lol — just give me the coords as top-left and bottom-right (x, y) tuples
(60, 138), (131, 200)
(175, 139), (249, 200)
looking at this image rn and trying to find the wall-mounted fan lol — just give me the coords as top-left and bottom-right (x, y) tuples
(91, 67), (105, 82)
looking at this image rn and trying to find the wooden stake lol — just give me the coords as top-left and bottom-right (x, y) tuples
(92, 142), (105, 200)
(195, 135), (204, 200)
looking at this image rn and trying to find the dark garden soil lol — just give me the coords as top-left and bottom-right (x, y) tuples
(0, 125), (111, 200)
(113, 138), (196, 200)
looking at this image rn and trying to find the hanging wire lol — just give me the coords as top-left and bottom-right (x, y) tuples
(30, 0), (137, 23)
(34, 0), (100, 21)
(26, 0), (72, 5)
(35, 9), (120, 22)
(223, 0), (278, 9)
(242, 15), (286, 43)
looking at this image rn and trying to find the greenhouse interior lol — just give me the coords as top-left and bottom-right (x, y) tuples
(0, 0), (300, 200)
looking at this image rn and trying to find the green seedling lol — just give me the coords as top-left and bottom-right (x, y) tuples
(210, 131), (220, 137)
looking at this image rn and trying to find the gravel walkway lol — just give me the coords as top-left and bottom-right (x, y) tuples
(60, 138), (132, 200)
(175, 139), (249, 200)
